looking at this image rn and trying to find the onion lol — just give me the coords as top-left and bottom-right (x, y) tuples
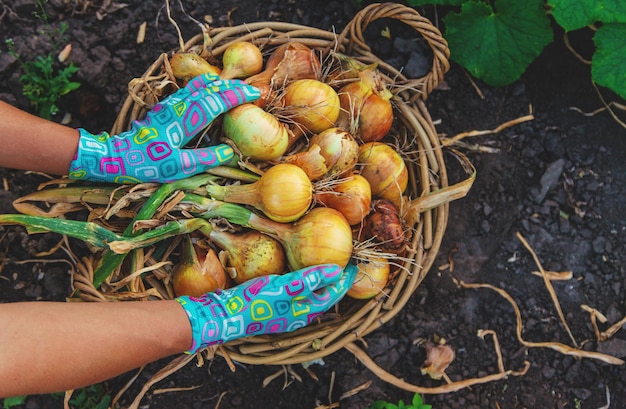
(172, 236), (228, 297)
(205, 163), (313, 223)
(186, 197), (354, 270)
(210, 229), (286, 284)
(247, 41), (321, 88)
(219, 41), (264, 80)
(358, 199), (406, 255)
(223, 103), (289, 161)
(358, 142), (408, 206)
(336, 65), (393, 142)
(282, 144), (328, 180)
(316, 174), (371, 225)
(309, 127), (360, 178)
(251, 207), (353, 270)
(347, 256), (390, 299)
(281, 79), (340, 135)
(169, 52), (221, 83)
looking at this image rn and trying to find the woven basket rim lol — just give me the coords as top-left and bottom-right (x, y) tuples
(79, 2), (473, 367)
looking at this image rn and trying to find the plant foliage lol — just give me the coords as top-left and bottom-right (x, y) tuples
(407, 0), (626, 99)
(5, 0), (81, 119)
(367, 392), (432, 409)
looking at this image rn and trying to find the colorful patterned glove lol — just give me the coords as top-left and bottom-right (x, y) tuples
(176, 263), (358, 353)
(69, 74), (260, 184)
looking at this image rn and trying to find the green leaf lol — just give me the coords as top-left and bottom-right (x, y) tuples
(408, 0), (464, 6)
(3, 396), (27, 409)
(548, 0), (626, 31)
(591, 23), (626, 100)
(443, 0), (553, 87)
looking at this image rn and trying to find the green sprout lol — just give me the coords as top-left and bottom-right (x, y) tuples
(5, 0), (81, 119)
(367, 392), (432, 409)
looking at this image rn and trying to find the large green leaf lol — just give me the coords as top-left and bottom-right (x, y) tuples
(408, 0), (464, 6)
(443, 0), (553, 87)
(592, 23), (626, 100)
(548, 0), (626, 31)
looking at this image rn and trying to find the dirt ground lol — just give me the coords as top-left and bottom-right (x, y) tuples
(1, 1), (626, 408)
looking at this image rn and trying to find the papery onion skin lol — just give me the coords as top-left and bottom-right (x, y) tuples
(219, 41), (264, 80)
(172, 238), (228, 298)
(309, 127), (359, 178)
(206, 163), (313, 223)
(358, 142), (408, 206)
(316, 174), (371, 225)
(170, 52), (221, 83)
(210, 230), (286, 284)
(247, 42), (321, 88)
(347, 256), (390, 299)
(223, 103), (289, 161)
(282, 79), (340, 134)
(282, 144), (328, 181)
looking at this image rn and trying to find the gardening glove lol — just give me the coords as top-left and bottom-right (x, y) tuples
(68, 73), (260, 184)
(176, 263), (358, 353)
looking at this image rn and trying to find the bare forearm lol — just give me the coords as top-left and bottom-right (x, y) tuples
(0, 300), (192, 398)
(0, 101), (79, 175)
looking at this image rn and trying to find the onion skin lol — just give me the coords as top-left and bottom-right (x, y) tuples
(206, 163), (313, 223)
(316, 174), (371, 225)
(282, 79), (340, 135)
(170, 52), (221, 83)
(282, 144), (328, 180)
(220, 41), (264, 80)
(358, 142), (408, 206)
(210, 229), (286, 284)
(172, 237), (228, 298)
(347, 256), (390, 299)
(359, 199), (406, 255)
(247, 42), (321, 88)
(223, 103), (289, 161)
(309, 127), (359, 178)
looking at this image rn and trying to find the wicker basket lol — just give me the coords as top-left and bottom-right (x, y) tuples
(87, 1), (473, 392)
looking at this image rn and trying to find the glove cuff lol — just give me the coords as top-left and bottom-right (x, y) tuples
(176, 295), (221, 354)
(69, 128), (123, 183)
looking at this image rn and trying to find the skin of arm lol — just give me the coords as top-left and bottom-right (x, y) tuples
(0, 100), (79, 176)
(0, 300), (192, 398)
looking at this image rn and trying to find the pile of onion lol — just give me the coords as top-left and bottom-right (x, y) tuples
(166, 40), (412, 305)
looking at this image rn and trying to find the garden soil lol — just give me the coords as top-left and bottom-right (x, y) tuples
(1, 1), (626, 408)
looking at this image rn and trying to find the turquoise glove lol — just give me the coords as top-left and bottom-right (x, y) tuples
(176, 263), (358, 353)
(69, 74), (260, 184)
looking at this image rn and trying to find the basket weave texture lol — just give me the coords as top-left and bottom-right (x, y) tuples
(100, 2), (454, 366)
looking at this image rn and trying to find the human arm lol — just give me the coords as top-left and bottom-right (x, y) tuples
(0, 74), (260, 183)
(0, 100), (79, 175)
(0, 263), (356, 398)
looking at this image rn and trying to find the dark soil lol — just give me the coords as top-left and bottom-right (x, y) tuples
(1, 1), (626, 408)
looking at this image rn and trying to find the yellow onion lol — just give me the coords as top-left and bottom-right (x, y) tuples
(347, 256), (390, 299)
(248, 207), (353, 270)
(223, 103), (289, 161)
(336, 65), (393, 142)
(358, 142), (408, 205)
(247, 41), (321, 88)
(219, 41), (264, 80)
(210, 229), (286, 284)
(205, 163), (313, 223)
(309, 127), (360, 178)
(282, 79), (340, 135)
(172, 236), (228, 297)
(169, 52), (221, 83)
(316, 174), (371, 225)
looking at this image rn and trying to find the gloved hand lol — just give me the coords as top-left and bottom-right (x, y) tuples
(69, 74), (260, 184)
(176, 263), (358, 353)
